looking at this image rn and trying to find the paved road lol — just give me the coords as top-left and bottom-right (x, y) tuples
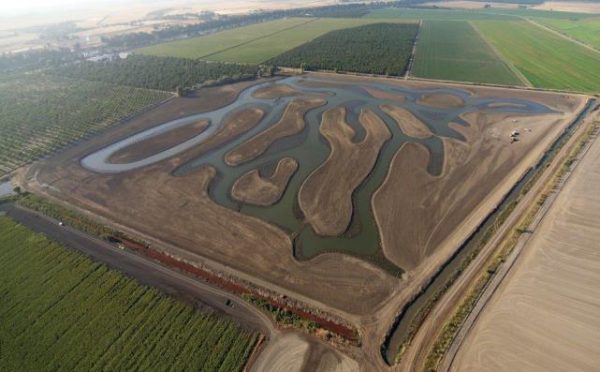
(0, 202), (275, 337)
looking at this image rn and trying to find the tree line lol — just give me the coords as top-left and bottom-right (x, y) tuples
(50, 54), (273, 93)
(267, 23), (419, 76)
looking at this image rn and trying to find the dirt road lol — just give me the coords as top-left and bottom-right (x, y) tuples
(0, 202), (275, 338)
(450, 123), (600, 371)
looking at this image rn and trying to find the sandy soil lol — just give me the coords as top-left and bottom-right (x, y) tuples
(373, 110), (566, 270)
(364, 87), (406, 103)
(110, 120), (209, 164)
(418, 93), (465, 108)
(231, 157), (298, 206)
(299, 107), (391, 236)
(533, 1), (600, 14)
(452, 126), (600, 372)
(251, 333), (309, 372)
(380, 104), (433, 139)
(252, 83), (303, 99)
(225, 97), (326, 166)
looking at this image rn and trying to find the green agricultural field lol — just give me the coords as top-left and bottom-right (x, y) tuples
(534, 17), (600, 49)
(206, 18), (406, 64)
(136, 17), (313, 60)
(473, 21), (600, 92)
(0, 74), (170, 177)
(411, 20), (523, 85)
(0, 216), (258, 371)
(365, 7), (514, 20)
(136, 17), (411, 65)
(267, 22), (418, 75)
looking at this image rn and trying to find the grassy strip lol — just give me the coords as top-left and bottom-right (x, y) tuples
(424, 120), (600, 371)
(15, 193), (123, 240)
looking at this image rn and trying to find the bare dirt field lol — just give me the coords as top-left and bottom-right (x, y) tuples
(23, 72), (587, 368)
(232, 157), (298, 206)
(533, 1), (600, 14)
(451, 123), (600, 372)
(421, 1), (520, 9)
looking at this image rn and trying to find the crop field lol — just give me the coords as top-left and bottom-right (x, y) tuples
(267, 23), (419, 75)
(136, 17), (313, 60)
(0, 217), (258, 371)
(26, 74), (585, 322)
(534, 16), (600, 49)
(365, 7), (514, 20)
(411, 20), (523, 85)
(136, 18), (410, 65)
(0, 73), (170, 177)
(473, 21), (600, 92)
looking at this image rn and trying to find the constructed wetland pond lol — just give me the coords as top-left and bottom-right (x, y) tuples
(81, 75), (557, 276)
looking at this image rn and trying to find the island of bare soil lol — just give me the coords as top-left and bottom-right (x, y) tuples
(252, 83), (303, 99)
(232, 157), (298, 206)
(109, 120), (209, 164)
(225, 97), (326, 166)
(298, 107), (391, 237)
(418, 93), (466, 108)
(364, 87), (406, 103)
(380, 104), (433, 139)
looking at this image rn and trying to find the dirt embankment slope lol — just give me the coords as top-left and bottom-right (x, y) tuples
(452, 124), (600, 372)
(231, 157), (298, 206)
(225, 97), (326, 166)
(380, 104), (433, 138)
(110, 120), (209, 164)
(299, 107), (391, 237)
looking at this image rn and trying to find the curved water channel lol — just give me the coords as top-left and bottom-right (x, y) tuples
(81, 75), (555, 274)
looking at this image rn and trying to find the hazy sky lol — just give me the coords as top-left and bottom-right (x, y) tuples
(0, 0), (160, 15)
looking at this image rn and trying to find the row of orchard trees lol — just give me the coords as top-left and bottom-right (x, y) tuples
(51, 54), (275, 93)
(268, 23), (419, 76)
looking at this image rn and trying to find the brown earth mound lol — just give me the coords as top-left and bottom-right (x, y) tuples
(299, 107), (391, 236)
(231, 157), (298, 206)
(364, 87), (406, 103)
(225, 97), (326, 166)
(418, 93), (465, 108)
(253, 84), (302, 99)
(380, 104), (432, 139)
(110, 120), (209, 164)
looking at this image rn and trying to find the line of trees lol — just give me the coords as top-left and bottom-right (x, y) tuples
(102, 2), (398, 49)
(50, 54), (274, 92)
(268, 23), (419, 76)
